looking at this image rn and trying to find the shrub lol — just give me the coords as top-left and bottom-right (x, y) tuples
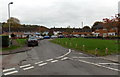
(2, 35), (9, 47)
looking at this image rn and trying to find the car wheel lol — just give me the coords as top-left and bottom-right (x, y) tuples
(28, 44), (30, 47)
(36, 43), (38, 46)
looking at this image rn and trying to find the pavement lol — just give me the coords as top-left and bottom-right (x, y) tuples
(1, 39), (120, 75)
(100, 54), (119, 63)
(1, 47), (32, 55)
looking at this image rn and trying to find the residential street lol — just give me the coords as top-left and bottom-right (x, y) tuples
(2, 39), (119, 75)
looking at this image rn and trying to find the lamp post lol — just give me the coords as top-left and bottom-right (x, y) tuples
(8, 2), (13, 46)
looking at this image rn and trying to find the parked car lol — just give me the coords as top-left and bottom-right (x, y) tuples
(73, 34), (80, 38)
(51, 35), (58, 39)
(58, 35), (64, 38)
(65, 34), (73, 38)
(38, 36), (44, 40)
(27, 36), (38, 47)
(43, 36), (50, 39)
(36, 36), (43, 40)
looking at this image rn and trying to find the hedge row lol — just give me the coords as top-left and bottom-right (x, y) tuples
(1, 35), (9, 47)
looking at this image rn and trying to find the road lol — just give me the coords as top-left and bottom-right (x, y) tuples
(2, 39), (119, 76)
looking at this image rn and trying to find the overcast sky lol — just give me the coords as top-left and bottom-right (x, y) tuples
(0, 0), (119, 28)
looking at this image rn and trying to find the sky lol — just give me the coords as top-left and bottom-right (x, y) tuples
(0, 0), (120, 28)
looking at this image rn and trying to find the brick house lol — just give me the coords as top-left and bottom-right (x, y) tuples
(93, 29), (118, 37)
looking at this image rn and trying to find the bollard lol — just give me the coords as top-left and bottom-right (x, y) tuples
(76, 43), (77, 48)
(83, 45), (85, 51)
(66, 42), (67, 45)
(70, 42), (72, 46)
(95, 48), (98, 56)
(105, 48), (108, 54)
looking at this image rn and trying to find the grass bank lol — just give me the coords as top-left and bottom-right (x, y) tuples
(2, 45), (20, 51)
(16, 39), (27, 46)
(50, 38), (119, 56)
(2, 39), (27, 52)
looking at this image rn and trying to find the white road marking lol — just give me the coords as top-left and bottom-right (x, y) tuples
(78, 60), (120, 72)
(79, 53), (84, 54)
(79, 57), (98, 58)
(39, 63), (47, 66)
(20, 64), (31, 68)
(35, 61), (43, 64)
(3, 68), (15, 72)
(4, 71), (18, 75)
(72, 57), (99, 59)
(72, 56), (78, 58)
(51, 60), (58, 63)
(61, 57), (68, 60)
(56, 56), (64, 59)
(46, 59), (53, 61)
(56, 49), (71, 59)
(23, 66), (34, 70)
(98, 63), (120, 65)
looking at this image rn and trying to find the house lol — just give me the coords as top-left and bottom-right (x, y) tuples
(108, 29), (117, 36)
(93, 28), (118, 37)
(93, 29), (108, 37)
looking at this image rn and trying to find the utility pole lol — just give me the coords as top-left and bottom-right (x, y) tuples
(81, 21), (83, 28)
(8, 2), (13, 46)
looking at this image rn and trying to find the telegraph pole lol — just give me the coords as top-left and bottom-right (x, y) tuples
(81, 21), (83, 28)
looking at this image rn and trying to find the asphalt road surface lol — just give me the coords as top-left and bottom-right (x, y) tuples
(2, 39), (120, 76)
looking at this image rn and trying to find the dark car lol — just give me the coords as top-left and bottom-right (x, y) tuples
(58, 35), (64, 38)
(27, 36), (38, 47)
(43, 36), (50, 39)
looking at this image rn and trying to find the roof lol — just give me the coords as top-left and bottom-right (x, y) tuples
(62, 32), (92, 35)
(94, 29), (118, 33)
(94, 29), (108, 33)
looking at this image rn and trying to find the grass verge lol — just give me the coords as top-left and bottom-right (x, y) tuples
(50, 38), (119, 56)
(2, 45), (20, 51)
(2, 38), (27, 52)
(16, 39), (27, 46)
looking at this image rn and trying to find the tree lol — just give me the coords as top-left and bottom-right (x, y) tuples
(103, 17), (118, 30)
(82, 26), (91, 32)
(7, 17), (21, 27)
(91, 21), (103, 31)
(66, 26), (72, 35)
(11, 33), (16, 38)
(48, 30), (54, 36)
(2, 22), (8, 27)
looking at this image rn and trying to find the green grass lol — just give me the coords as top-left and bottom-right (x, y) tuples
(2, 45), (20, 51)
(50, 38), (119, 56)
(2, 39), (27, 52)
(16, 39), (27, 46)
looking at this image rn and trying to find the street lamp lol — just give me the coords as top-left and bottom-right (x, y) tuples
(8, 2), (13, 46)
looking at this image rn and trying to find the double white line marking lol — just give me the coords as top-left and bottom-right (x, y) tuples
(3, 68), (18, 75)
(61, 57), (68, 60)
(39, 63), (47, 66)
(78, 59), (120, 72)
(51, 60), (58, 63)
(35, 61), (43, 64)
(23, 66), (34, 71)
(46, 59), (53, 61)
(20, 64), (31, 68)
(20, 64), (34, 71)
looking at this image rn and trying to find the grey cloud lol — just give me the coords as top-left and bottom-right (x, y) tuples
(1, 0), (119, 28)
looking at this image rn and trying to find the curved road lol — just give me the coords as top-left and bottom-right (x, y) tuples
(2, 39), (119, 75)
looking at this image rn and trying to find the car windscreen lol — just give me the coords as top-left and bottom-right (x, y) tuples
(28, 38), (37, 40)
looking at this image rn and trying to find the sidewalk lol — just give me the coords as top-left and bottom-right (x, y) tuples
(1, 47), (32, 55)
(100, 54), (119, 63)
